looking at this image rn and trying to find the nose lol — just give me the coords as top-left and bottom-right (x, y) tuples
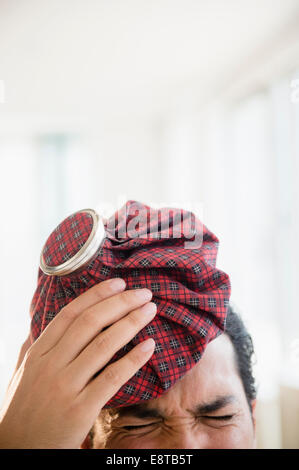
(165, 429), (202, 449)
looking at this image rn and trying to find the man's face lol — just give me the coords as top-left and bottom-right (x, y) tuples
(94, 333), (257, 449)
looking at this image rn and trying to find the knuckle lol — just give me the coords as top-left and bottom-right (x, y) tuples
(128, 348), (143, 368)
(82, 308), (100, 328)
(95, 332), (111, 350)
(103, 365), (121, 385)
(119, 290), (136, 309)
(92, 283), (105, 301)
(61, 305), (77, 321)
(126, 312), (142, 329)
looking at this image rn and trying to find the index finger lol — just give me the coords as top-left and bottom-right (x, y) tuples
(32, 277), (126, 355)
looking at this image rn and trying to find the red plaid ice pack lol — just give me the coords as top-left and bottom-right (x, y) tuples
(30, 200), (231, 408)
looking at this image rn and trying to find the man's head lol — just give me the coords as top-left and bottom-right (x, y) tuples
(88, 305), (257, 449)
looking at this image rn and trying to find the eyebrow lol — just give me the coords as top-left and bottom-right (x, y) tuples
(116, 395), (237, 420)
(193, 395), (237, 415)
(116, 405), (162, 420)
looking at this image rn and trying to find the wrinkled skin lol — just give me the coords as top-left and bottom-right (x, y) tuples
(92, 333), (257, 449)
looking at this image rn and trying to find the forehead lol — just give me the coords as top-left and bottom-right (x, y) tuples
(153, 334), (240, 407)
(127, 333), (245, 416)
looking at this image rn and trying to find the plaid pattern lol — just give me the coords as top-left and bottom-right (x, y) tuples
(30, 200), (231, 408)
(41, 211), (93, 266)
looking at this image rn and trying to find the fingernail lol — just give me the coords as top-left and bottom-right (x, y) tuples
(134, 288), (152, 301)
(109, 278), (126, 291)
(140, 338), (155, 352)
(140, 302), (157, 316)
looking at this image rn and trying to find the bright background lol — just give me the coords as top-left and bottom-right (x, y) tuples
(0, 0), (299, 448)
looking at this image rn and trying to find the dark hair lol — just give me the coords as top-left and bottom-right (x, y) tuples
(224, 304), (257, 411)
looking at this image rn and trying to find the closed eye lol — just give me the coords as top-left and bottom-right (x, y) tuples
(201, 414), (234, 421)
(123, 415), (235, 430)
(122, 423), (157, 430)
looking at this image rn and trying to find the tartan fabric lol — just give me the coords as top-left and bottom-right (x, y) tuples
(41, 211), (93, 267)
(30, 200), (231, 408)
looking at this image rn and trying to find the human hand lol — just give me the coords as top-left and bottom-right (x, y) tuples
(0, 278), (156, 449)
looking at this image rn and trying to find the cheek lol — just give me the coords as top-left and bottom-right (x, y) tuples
(204, 421), (255, 449)
(105, 433), (159, 449)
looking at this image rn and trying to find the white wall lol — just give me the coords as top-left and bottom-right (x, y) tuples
(0, 0), (299, 448)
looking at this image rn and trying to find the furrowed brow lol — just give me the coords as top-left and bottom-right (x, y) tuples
(115, 395), (237, 420)
(116, 405), (163, 420)
(193, 395), (237, 415)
